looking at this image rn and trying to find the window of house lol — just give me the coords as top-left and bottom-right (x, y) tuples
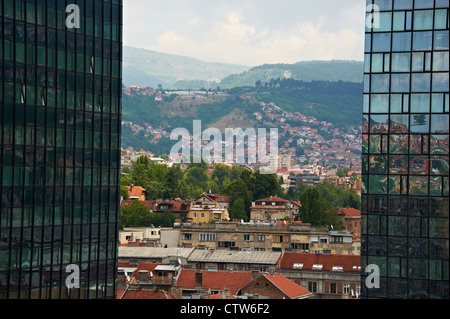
(308, 282), (317, 293)
(200, 233), (216, 242)
(244, 234), (250, 241)
(330, 282), (337, 294)
(343, 284), (350, 295)
(183, 234), (192, 240)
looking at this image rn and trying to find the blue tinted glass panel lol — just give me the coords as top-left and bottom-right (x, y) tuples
(411, 73), (431, 92)
(414, 0), (434, 8)
(413, 31), (433, 50)
(374, 0), (393, 10)
(411, 94), (431, 112)
(434, 31), (449, 50)
(372, 74), (391, 92)
(435, 9), (448, 30)
(393, 32), (412, 51)
(391, 53), (411, 72)
(433, 52), (450, 72)
(394, 0), (413, 9)
(431, 115), (450, 134)
(391, 74), (411, 92)
(410, 114), (430, 133)
(413, 10), (434, 30)
(433, 73), (450, 92)
(373, 33), (392, 52)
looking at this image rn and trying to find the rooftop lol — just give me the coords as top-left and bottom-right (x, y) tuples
(187, 249), (282, 265)
(119, 247), (195, 259)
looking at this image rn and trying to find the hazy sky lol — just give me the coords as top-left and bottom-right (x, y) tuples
(124, 0), (366, 66)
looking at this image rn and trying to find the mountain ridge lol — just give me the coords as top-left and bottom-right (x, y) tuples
(123, 46), (363, 90)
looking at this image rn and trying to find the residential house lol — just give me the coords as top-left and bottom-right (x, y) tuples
(338, 207), (362, 238)
(277, 252), (361, 299)
(237, 272), (313, 299)
(126, 185), (147, 201)
(250, 197), (297, 222)
(187, 196), (229, 224)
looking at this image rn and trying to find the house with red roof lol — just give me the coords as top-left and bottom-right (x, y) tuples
(338, 207), (361, 238)
(177, 269), (253, 298)
(126, 185), (147, 201)
(237, 272), (313, 299)
(277, 252), (361, 299)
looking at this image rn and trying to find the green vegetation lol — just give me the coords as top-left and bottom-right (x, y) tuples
(120, 156), (360, 227)
(219, 60), (363, 89)
(119, 201), (177, 229)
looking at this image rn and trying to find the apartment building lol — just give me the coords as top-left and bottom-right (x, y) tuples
(179, 221), (359, 255)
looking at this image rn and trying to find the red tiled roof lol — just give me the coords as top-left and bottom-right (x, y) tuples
(202, 292), (236, 299)
(338, 207), (361, 218)
(255, 197), (290, 203)
(121, 288), (175, 299)
(261, 273), (312, 299)
(279, 252), (361, 273)
(126, 186), (146, 198)
(177, 270), (252, 295)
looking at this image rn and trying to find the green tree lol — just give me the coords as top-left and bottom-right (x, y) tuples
(119, 201), (152, 229)
(299, 187), (339, 227)
(149, 211), (177, 228)
(120, 186), (130, 200)
(229, 198), (247, 221)
(336, 167), (350, 178)
(184, 166), (209, 190)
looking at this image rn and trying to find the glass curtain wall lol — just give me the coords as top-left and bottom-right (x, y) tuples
(362, 0), (449, 299)
(0, 0), (123, 299)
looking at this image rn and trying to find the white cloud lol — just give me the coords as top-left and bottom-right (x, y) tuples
(123, 0), (365, 66)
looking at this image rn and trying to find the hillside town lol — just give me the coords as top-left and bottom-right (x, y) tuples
(121, 85), (362, 188)
(119, 85), (364, 300)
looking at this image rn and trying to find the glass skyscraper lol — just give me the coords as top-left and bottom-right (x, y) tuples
(0, 0), (122, 299)
(362, 0), (449, 298)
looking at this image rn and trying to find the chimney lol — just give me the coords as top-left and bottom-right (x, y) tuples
(195, 272), (203, 289)
(221, 288), (231, 299)
(117, 270), (126, 289)
(251, 270), (259, 280)
(170, 286), (182, 300)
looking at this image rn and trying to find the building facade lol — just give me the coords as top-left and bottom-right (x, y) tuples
(362, 0), (449, 299)
(0, 0), (122, 299)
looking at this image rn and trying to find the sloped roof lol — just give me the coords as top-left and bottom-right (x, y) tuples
(121, 288), (175, 299)
(126, 186), (146, 198)
(279, 252), (361, 273)
(177, 269), (252, 295)
(188, 249), (282, 265)
(338, 207), (361, 218)
(261, 273), (312, 299)
(255, 197), (290, 203)
(119, 247), (195, 259)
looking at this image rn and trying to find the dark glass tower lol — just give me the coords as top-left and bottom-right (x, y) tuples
(0, 0), (122, 299)
(361, 0), (449, 298)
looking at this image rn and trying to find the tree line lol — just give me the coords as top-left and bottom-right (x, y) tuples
(120, 156), (360, 230)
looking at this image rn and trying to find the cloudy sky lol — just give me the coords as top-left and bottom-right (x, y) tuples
(124, 0), (366, 67)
